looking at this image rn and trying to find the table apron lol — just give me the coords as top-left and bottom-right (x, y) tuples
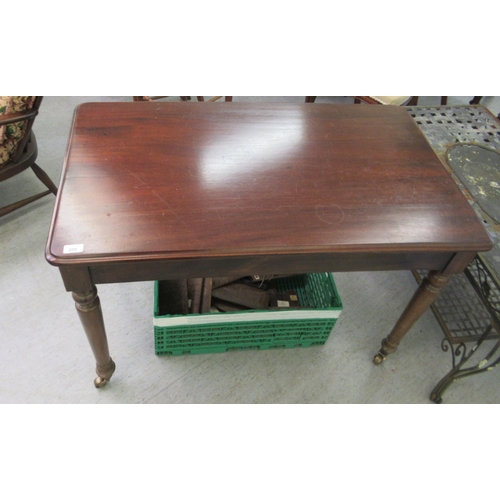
(57, 251), (461, 291)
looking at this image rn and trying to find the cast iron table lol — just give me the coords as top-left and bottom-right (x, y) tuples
(45, 102), (493, 388)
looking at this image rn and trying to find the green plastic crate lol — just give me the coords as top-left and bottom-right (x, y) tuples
(154, 273), (343, 355)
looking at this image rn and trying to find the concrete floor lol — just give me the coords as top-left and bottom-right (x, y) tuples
(1, 95), (499, 404)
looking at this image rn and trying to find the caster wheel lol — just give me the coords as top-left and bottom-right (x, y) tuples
(93, 358), (115, 388)
(94, 376), (109, 388)
(373, 353), (385, 365)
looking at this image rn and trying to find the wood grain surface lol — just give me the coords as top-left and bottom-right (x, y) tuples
(47, 102), (492, 267)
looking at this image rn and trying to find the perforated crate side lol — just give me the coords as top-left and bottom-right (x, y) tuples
(153, 273), (342, 355)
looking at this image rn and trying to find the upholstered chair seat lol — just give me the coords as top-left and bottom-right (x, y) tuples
(0, 96), (58, 217)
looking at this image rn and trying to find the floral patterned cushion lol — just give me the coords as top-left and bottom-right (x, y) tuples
(0, 96), (36, 167)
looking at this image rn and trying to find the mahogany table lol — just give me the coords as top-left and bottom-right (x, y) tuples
(45, 102), (493, 388)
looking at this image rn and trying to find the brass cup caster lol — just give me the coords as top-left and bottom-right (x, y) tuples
(94, 358), (115, 388)
(94, 376), (110, 388)
(373, 353), (385, 365)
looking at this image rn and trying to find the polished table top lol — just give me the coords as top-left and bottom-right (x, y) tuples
(47, 102), (492, 271)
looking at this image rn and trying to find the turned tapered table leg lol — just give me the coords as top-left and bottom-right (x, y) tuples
(72, 287), (115, 388)
(373, 271), (450, 364)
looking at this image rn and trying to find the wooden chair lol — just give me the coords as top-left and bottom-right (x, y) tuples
(305, 96), (447, 105)
(133, 96), (233, 102)
(133, 96), (192, 102)
(0, 96), (58, 217)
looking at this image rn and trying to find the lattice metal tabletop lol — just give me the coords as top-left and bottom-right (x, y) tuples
(408, 105), (500, 277)
(408, 106), (500, 402)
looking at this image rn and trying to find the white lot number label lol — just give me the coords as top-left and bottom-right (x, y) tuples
(63, 244), (84, 254)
